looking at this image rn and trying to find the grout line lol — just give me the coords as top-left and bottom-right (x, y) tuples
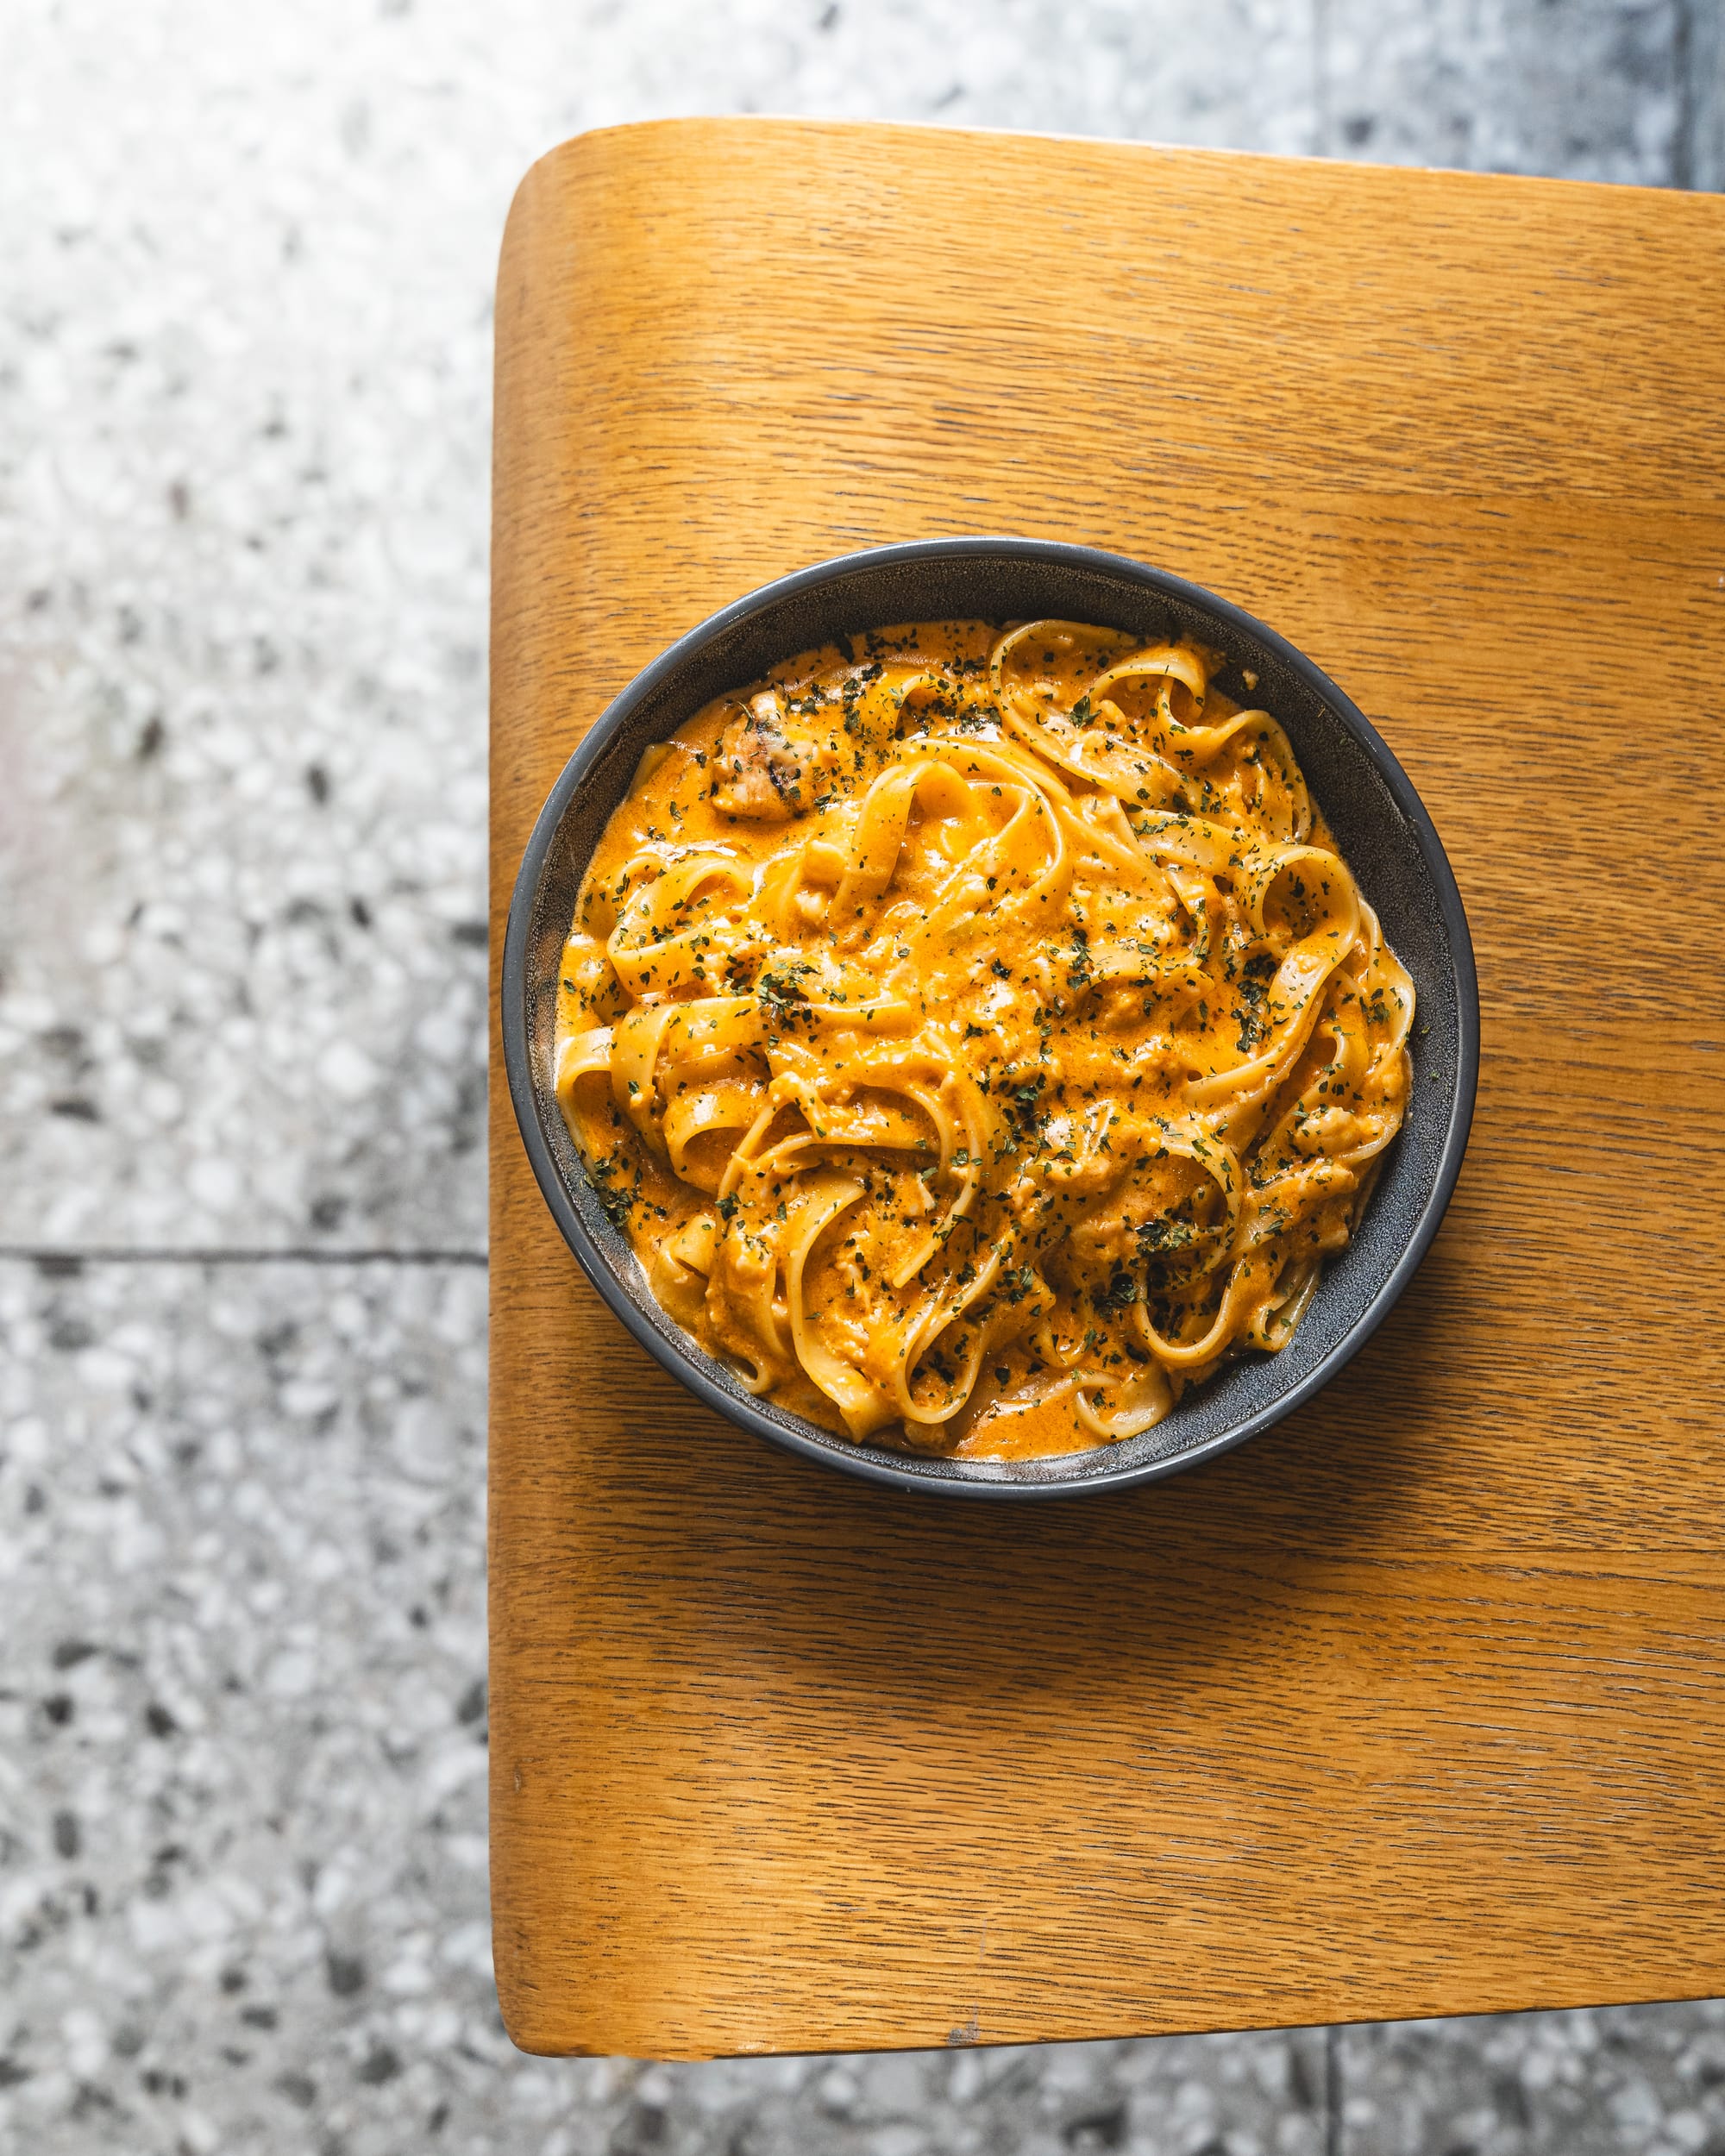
(0, 1246), (488, 1268)
(1703, 0), (1725, 193)
(1326, 2023), (1343, 2156)
(1313, 0), (1333, 160)
(1674, 0), (1696, 189)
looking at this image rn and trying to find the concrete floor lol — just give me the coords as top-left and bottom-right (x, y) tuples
(3, 3), (1722, 2151)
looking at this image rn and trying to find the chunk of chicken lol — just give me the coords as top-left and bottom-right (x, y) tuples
(712, 693), (817, 822)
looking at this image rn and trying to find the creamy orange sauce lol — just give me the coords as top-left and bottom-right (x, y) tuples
(555, 619), (1412, 1461)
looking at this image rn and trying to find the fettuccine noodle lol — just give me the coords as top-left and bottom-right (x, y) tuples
(555, 619), (1413, 1460)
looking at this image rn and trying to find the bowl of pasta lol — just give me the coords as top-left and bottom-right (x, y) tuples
(503, 537), (1478, 1498)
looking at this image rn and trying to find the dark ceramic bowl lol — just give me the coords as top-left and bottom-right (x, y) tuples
(502, 537), (1479, 1500)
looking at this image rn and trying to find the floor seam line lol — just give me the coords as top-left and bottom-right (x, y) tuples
(0, 1246), (490, 1266)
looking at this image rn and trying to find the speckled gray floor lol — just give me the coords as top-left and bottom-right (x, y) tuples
(3, 2), (1722, 2150)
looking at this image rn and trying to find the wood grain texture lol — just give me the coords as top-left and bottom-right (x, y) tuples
(489, 120), (1725, 2059)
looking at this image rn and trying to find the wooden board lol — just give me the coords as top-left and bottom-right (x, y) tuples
(488, 119), (1725, 2059)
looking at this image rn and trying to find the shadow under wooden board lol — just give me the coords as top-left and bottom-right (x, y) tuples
(488, 119), (1725, 2060)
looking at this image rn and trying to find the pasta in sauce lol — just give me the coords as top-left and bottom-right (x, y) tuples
(555, 619), (1413, 1461)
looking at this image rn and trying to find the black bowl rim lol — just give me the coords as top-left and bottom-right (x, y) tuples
(501, 536), (1480, 1501)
